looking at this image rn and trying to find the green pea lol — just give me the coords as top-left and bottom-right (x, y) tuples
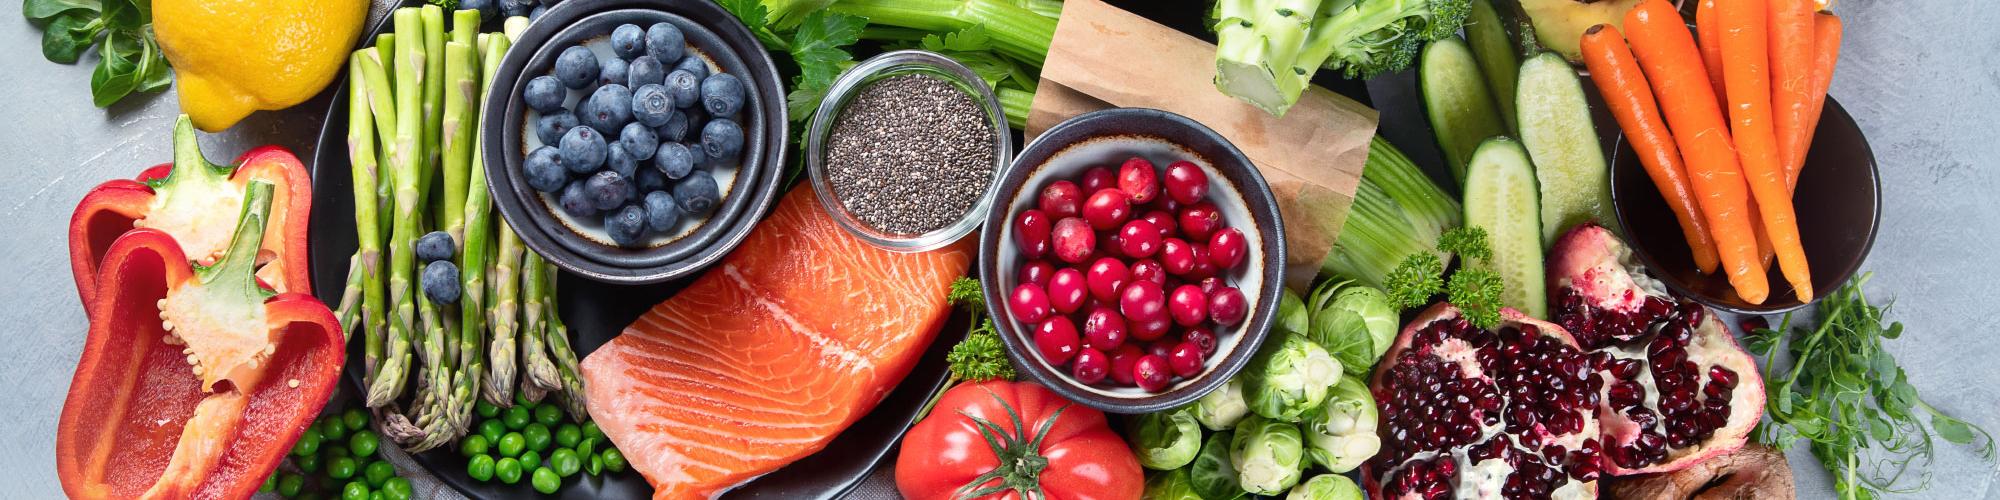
(586, 454), (603, 476)
(495, 457), (523, 484)
(519, 450), (542, 470)
(369, 491), (383, 500)
(515, 391), (532, 407)
(321, 417), (349, 441)
(363, 460), (396, 487)
(478, 419), (505, 444)
(342, 408), (368, 432)
(534, 404), (564, 427)
(277, 473), (306, 497)
(497, 432), (526, 457)
(503, 406), (531, 430)
(341, 481), (370, 500)
(292, 428), (322, 457)
(350, 431), (380, 458)
(575, 437), (596, 459)
(322, 444), (351, 461)
(523, 423), (552, 452)
(261, 472), (279, 492)
(381, 477), (413, 500)
(297, 453), (322, 473)
(475, 400), (500, 419)
(460, 434), (490, 457)
(531, 467), (562, 494)
(582, 422), (604, 441)
(550, 448), (581, 477)
(467, 454), (496, 482)
(326, 456), (360, 480)
(602, 448), (627, 473)
(555, 423), (582, 448)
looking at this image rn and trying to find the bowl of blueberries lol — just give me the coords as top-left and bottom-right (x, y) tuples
(483, 0), (786, 284)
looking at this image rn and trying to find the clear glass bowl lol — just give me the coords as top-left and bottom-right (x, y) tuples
(805, 50), (1013, 252)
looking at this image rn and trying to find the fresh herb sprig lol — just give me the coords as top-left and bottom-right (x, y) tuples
(917, 277), (1017, 420)
(26, 0), (172, 107)
(1382, 226), (1504, 328)
(1750, 274), (1995, 500)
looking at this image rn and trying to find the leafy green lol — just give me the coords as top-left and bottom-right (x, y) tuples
(1445, 267), (1503, 329)
(946, 323), (1015, 382)
(24, 0), (169, 107)
(947, 276), (985, 309)
(1438, 226), (1491, 263)
(1383, 252), (1443, 309)
(40, 10), (101, 64)
(1142, 468), (1204, 500)
(23, 0), (101, 20)
(1190, 431), (1247, 500)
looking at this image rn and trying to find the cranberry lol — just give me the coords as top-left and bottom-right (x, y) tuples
(1139, 210), (1177, 238)
(1120, 281), (1170, 341)
(1072, 348), (1109, 384)
(1034, 316), (1080, 366)
(1146, 194), (1180, 214)
(1118, 156), (1159, 204)
(1185, 244), (1216, 280)
(1163, 160), (1209, 204)
(1209, 286), (1248, 326)
(1082, 306), (1128, 351)
(1179, 202), (1222, 240)
(1208, 228), (1248, 270)
(1118, 219), (1162, 258)
(1038, 180), (1084, 219)
(1168, 341), (1205, 377)
(1018, 260), (1055, 288)
(1050, 217), (1095, 264)
(1146, 341), (1173, 358)
(1198, 277), (1224, 295)
(1108, 345), (1144, 385)
(1160, 238), (1198, 275)
(1182, 325), (1218, 356)
(1168, 284), (1209, 326)
(1081, 189), (1132, 231)
(1013, 209), (1052, 260)
(1048, 267), (1088, 314)
(1080, 165), (1117, 194)
(1133, 355), (1172, 391)
(1129, 259), (1167, 287)
(1009, 283), (1051, 324)
(1085, 258), (1129, 302)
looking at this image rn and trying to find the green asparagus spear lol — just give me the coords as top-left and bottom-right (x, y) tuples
(348, 52), (389, 360)
(520, 250), (562, 396)
(484, 219), (524, 406)
(541, 261), (589, 421)
(419, 5), (446, 207)
(439, 39), (475, 245)
(368, 7), (425, 408)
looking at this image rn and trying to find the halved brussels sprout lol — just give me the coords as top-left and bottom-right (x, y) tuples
(1195, 378), (1250, 431)
(1302, 377), (1381, 473)
(1241, 333), (1342, 422)
(1286, 474), (1364, 500)
(1229, 414), (1306, 495)
(1128, 406), (1202, 470)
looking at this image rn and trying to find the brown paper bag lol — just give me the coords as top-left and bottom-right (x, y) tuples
(1029, 0), (1379, 290)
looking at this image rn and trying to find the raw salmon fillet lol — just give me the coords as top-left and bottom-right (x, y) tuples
(583, 186), (972, 499)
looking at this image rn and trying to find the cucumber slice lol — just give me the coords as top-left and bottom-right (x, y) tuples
(1465, 0), (1520, 133)
(1516, 51), (1616, 247)
(1462, 137), (1547, 319)
(1421, 37), (1509, 187)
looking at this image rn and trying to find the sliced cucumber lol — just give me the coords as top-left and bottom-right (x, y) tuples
(1462, 137), (1547, 319)
(1421, 37), (1509, 187)
(1516, 51), (1616, 247)
(1465, 0), (1520, 133)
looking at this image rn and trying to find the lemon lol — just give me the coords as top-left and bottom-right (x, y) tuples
(154, 0), (368, 131)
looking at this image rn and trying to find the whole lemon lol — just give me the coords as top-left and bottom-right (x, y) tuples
(154, 0), (368, 131)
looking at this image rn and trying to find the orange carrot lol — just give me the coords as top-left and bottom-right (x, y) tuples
(1768, 0), (1815, 188)
(1622, 0), (1769, 303)
(1791, 12), (1843, 189)
(1718, 0), (1814, 302)
(1581, 24), (1721, 275)
(1696, 0), (1729, 107)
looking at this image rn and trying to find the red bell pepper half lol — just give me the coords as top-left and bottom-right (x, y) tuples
(69, 115), (313, 316)
(57, 182), (342, 500)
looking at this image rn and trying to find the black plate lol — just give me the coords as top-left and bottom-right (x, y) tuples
(308, 4), (962, 499)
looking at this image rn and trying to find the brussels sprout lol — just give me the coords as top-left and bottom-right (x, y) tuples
(1285, 474), (1364, 500)
(1302, 281), (1397, 377)
(1229, 414), (1305, 495)
(1190, 431), (1246, 500)
(1195, 378), (1251, 431)
(1277, 289), (1310, 335)
(1128, 406), (1202, 470)
(1241, 333), (1343, 422)
(1142, 468), (1204, 500)
(1302, 378), (1381, 473)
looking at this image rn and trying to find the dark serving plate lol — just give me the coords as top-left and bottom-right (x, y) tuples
(307, 3), (960, 499)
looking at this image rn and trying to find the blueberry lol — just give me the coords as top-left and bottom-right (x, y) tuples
(673, 55), (708, 81)
(672, 172), (720, 215)
(685, 141), (712, 170)
(642, 191), (680, 232)
(422, 261), (462, 304)
(523, 146), (568, 192)
(462, 0), (496, 21)
(626, 56), (665, 88)
(597, 58), (628, 88)
(579, 84), (633, 134)
(619, 122), (658, 160)
(559, 125), (607, 173)
(700, 118), (743, 160)
(605, 142), (637, 179)
(535, 110), (578, 145)
(654, 110), (690, 142)
(699, 73), (745, 117)
(629, 84), (674, 128)
(415, 231), (456, 263)
(554, 46), (599, 89)
(644, 23), (685, 65)
(523, 76), (566, 114)
(664, 70), (700, 109)
(558, 180), (596, 218)
(604, 205), (647, 247)
(635, 167), (666, 192)
(528, 4), (546, 21)
(583, 171), (631, 210)
(610, 24), (646, 59)
(500, 0), (534, 17)
(680, 105), (708, 132)
(653, 142), (693, 180)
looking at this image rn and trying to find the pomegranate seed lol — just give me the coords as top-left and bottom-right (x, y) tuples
(1178, 202), (1222, 240)
(1129, 259), (1166, 287)
(1709, 366), (1738, 389)
(1080, 165), (1116, 194)
(1018, 260), (1054, 288)
(1108, 345), (1143, 385)
(1168, 341), (1205, 377)
(1082, 306), (1127, 351)
(1084, 258), (1129, 302)
(1121, 281), (1170, 341)
(1071, 348), (1109, 384)
(1133, 354), (1172, 391)
(1048, 267), (1088, 314)
(1168, 284), (1209, 327)
(1081, 189), (1132, 231)
(1008, 283), (1051, 324)
(1162, 160), (1209, 205)
(1117, 156), (1160, 204)
(1139, 210), (1177, 238)
(1208, 228), (1248, 270)
(1050, 217), (1095, 264)
(1160, 238), (1197, 275)
(1209, 287), (1248, 326)
(1038, 180), (1084, 218)
(1182, 325), (1217, 356)
(1118, 219), (1162, 258)
(1033, 316), (1080, 365)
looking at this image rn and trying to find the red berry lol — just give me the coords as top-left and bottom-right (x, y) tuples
(1080, 165), (1117, 194)
(1208, 228), (1247, 270)
(1118, 219), (1162, 258)
(1108, 345), (1144, 385)
(1210, 286), (1248, 326)
(1168, 284), (1209, 327)
(1085, 258), (1129, 302)
(1051, 217), (1095, 264)
(1072, 348), (1109, 384)
(1146, 192), (1180, 213)
(1038, 180), (1084, 219)
(1048, 267), (1088, 314)
(1160, 238), (1197, 275)
(1145, 341), (1172, 358)
(1198, 277), (1224, 296)
(1019, 260), (1055, 288)
(1139, 210), (1177, 238)
(1182, 325), (1218, 356)
(1168, 341), (1206, 377)
(1082, 189), (1132, 231)
(1034, 316), (1080, 366)
(1121, 281), (1170, 341)
(1013, 209), (1051, 260)
(1179, 202), (1222, 240)
(1185, 244), (1216, 280)
(1129, 259), (1166, 287)
(1009, 283), (1051, 324)
(1082, 306), (1127, 351)
(1133, 355), (1172, 391)
(1118, 156), (1159, 204)
(1163, 160), (1209, 205)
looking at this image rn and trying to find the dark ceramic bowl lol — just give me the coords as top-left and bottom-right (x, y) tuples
(979, 108), (1286, 414)
(1611, 97), (1879, 314)
(483, 0), (786, 284)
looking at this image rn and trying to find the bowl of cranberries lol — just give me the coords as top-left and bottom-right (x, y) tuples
(979, 108), (1285, 413)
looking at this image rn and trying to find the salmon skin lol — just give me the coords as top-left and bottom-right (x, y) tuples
(583, 186), (972, 499)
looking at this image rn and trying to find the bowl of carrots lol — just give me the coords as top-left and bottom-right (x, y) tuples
(1588, 0), (1874, 313)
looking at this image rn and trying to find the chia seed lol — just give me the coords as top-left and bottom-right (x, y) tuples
(826, 73), (996, 235)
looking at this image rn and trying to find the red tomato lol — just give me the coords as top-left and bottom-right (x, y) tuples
(895, 381), (1143, 500)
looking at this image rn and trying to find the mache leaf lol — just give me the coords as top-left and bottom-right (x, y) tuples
(24, 0), (99, 20)
(40, 10), (100, 64)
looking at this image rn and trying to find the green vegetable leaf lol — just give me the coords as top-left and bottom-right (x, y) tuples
(1438, 226), (1491, 263)
(40, 10), (101, 64)
(1446, 267), (1503, 329)
(787, 11), (865, 91)
(718, 0), (790, 51)
(921, 24), (994, 52)
(786, 84), (827, 123)
(97, 0), (144, 29)
(89, 28), (142, 107)
(1931, 414), (1977, 444)
(23, 0), (99, 20)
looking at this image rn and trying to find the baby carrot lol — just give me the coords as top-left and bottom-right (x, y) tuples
(1623, 0), (1769, 303)
(1769, 0), (1815, 188)
(1696, 0), (1729, 107)
(1791, 12), (1843, 189)
(1581, 24), (1721, 274)
(1719, 0), (1814, 302)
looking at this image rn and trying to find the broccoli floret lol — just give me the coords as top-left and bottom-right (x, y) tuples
(1297, 0), (1474, 79)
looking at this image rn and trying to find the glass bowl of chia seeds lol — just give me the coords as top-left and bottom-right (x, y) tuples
(805, 50), (1012, 252)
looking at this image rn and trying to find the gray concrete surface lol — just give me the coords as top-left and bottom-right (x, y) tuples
(2, 0), (1995, 499)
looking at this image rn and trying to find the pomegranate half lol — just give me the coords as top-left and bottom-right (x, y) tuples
(1365, 303), (1601, 500)
(1548, 224), (1765, 476)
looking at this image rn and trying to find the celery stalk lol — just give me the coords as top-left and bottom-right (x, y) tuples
(1322, 137), (1462, 288)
